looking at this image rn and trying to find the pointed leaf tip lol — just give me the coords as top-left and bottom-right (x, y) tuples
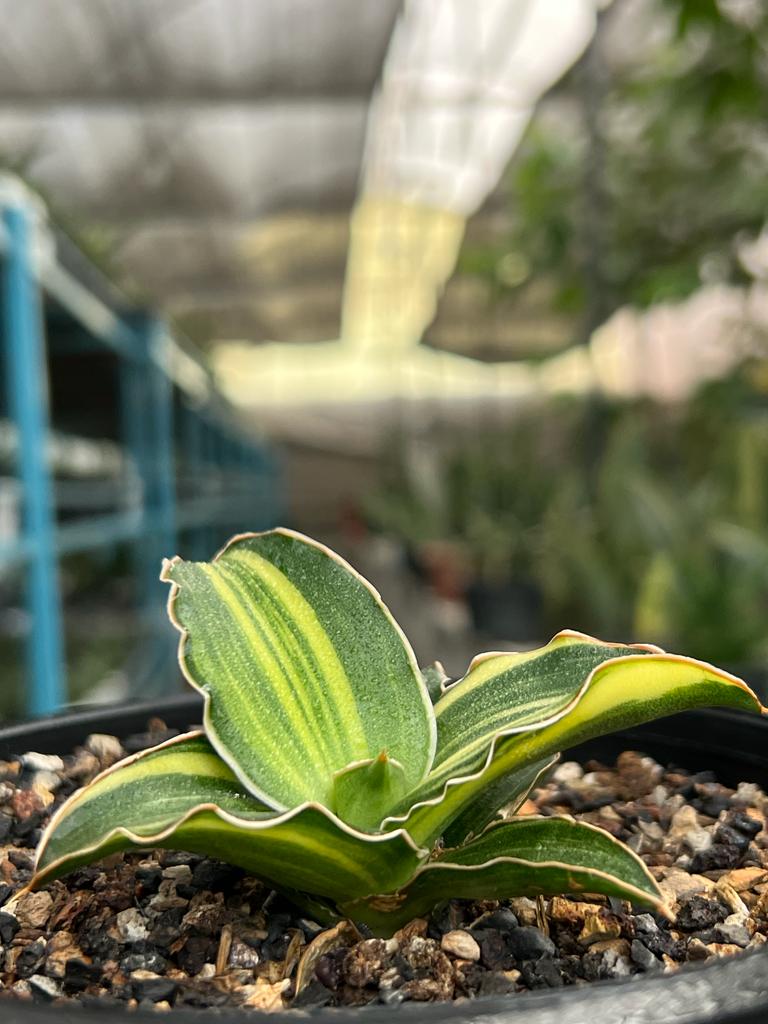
(333, 754), (409, 831)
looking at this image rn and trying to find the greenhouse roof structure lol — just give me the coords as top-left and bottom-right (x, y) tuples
(0, 0), (399, 344)
(2, 0), (758, 444)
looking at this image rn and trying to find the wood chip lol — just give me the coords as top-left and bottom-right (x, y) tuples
(281, 929), (304, 980)
(293, 919), (359, 996)
(215, 923), (233, 976)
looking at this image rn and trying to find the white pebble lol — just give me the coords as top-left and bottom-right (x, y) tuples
(441, 929), (481, 961)
(21, 752), (63, 773)
(116, 907), (149, 943)
(552, 761), (583, 784)
(85, 734), (124, 763)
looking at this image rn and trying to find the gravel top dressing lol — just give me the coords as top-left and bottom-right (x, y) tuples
(1, 718), (767, 1014)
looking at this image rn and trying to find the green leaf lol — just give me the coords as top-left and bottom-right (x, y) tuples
(391, 645), (765, 846)
(431, 632), (654, 792)
(421, 662), (450, 704)
(162, 529), (436, 811)
(343, 816), (663, 935)
(332, 753), (409, 832)
(441, 755), (557, 847)
(33, 734), (426, 903)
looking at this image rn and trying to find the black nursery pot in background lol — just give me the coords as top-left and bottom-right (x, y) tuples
(1, 698), (768, 1024)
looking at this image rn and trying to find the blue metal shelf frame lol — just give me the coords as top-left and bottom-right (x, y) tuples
(0, 180), (282, 716)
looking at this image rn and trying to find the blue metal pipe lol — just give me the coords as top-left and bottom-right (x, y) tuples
(1, 203), (67, 714)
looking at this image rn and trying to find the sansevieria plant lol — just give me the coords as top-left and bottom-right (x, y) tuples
(32, 530), (766, 935)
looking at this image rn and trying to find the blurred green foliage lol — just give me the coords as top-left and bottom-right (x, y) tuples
(460, 0), (768, 334)
(367, 365), (768, 667)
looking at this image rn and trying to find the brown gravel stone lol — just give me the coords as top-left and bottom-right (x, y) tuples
(13, 891), (53, 929)
(393, 917), (428, 943)
(706, 942), (743, 957)
(720, 867), (768, 891)
(657, 868), (715, 904)
(549, 897), (593, 926)
(615, 751), (663, 799)
(343, 938), (390, 987)
(10, 789), (47, 821)
(578, 908), (622, 946)
(508, 896), (538, 926)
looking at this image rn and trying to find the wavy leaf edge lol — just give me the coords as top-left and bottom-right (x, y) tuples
(346, 816), (667, 920)
(382, 634), (766, 833)
(32, 730), (429, 892)
(160, 527), (437, 811)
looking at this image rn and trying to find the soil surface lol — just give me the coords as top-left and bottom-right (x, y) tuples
(1, 719), (768, 1012)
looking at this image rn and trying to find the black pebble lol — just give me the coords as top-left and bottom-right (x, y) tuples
(7, 848), (33, 870)
(149, 907), (186, 949)
(292, 978), (333, 1009)
(120, 950), (168, 974)
(630, 939), (658, 971)
(715, 824), (751, 853)
(79, 926), (119, 962)
(16, 938), (46, 979)
(135, 865), (162, 891)
(176, 987), (231, 1009)
(478, 971), (517, 996)
(64, 957), (101, 992)
(12, 812), (45, 841)
(0, 911), (20, 943)
(190, 859), (244, 892)
(71, 867), (103, 891)
(520, 956), (563, 988)
(477, 929), (510, 970)
(315, 948), (347, 990)
(176, 937), (215, 975)
(507, 926), (556, 961)
(676, 895), (729, 932)
(724, 811), (762, 839)
(690, 844), (743, 873)
(131, 975), (178, 1003)
(477, 908), (519, 932)
(0, 814), (12, 843)
(695, 793), (731, 818)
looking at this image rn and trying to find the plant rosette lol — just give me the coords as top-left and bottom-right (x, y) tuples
(27, 529), (766, 936)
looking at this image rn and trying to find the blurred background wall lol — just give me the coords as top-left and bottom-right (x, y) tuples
(1, 0), (767, 719)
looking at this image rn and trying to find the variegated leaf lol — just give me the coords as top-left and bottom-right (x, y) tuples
(33, 733), (426, 903)
(387, 642), (764, 845)
(441, 754), (557, 847)
(431, 632), (656, 798)
(342, 816), (663, 935)
(162, 529), (436, 811)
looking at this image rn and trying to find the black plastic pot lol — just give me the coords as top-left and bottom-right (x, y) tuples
(1, 697), (768, 1024)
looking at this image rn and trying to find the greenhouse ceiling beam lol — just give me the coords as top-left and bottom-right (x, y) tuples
(0, 94), (368, 111)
